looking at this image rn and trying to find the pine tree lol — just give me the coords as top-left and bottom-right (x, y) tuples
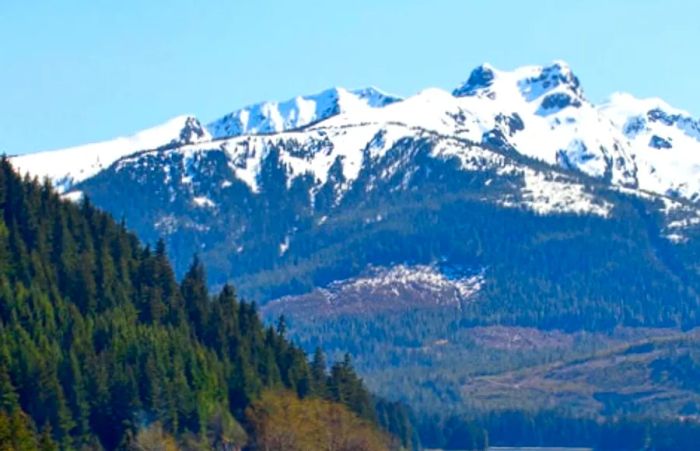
(38, 424), (59, 451)
(0, 365), (19, 413)
(310, 347), (328, 398)
(181, 255), (209, 337)
(0, 409), (40, 451)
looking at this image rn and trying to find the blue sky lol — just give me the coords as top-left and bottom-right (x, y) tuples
(1, 0), (698, 155)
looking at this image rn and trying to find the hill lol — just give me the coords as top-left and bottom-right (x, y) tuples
(0, 158), (412, 450)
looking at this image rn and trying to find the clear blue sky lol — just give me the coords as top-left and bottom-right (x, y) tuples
(2, 0), (698, 155)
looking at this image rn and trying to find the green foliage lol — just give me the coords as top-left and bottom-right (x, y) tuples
(328, 354), (376, 422)
(0, 158), (404, 450)
(0, 409), (42, 451)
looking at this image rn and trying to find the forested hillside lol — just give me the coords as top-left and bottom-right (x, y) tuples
(0, 158), (414, 450)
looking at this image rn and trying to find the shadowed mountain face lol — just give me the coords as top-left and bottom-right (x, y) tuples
(68, 134), (700, 331)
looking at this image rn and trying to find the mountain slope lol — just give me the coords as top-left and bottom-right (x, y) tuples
(75, 127), (700, 331)
(0, 158), (407, 450)
(600, 92), (700, 200)
(461, 329), (700, 417)
(11, 115), (211, 192)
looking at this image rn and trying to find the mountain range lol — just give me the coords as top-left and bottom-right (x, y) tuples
(10, 61), (700, 426)
(13, 61), (700, 203)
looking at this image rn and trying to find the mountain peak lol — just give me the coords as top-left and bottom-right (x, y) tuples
(548, 59), (573, 75)
(452, 63), (497, 97)
(11, 114), (210, 193)
(516, 61), (582, 102)
(207, 86), (401, 140)
(160, 115), (211, 148)
(453, 60), (585, 112)
(351, 86), (403, 107)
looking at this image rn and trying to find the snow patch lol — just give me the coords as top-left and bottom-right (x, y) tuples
(62, 190), (84, 203)
(336, 264), (484, 306)
(501, 169), (612, 217)
(279, 236), (290, 255)
(192, 196), (216, 208)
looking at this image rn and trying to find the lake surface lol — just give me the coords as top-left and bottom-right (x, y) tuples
(427, 446), (594, 451)
(489, 447), (593, 451)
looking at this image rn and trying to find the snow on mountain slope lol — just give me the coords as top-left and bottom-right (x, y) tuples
(186, 88), (485, 197)
(115, 122), (458, 196)
(312, 62), (643, 197)
(111, 115), (612, 219)
(311, 86), (487, 140)
(452, 61), (638, 187)
(262, 265), (485, 319)
(11, 115), (211, 192)
(12, 60), (700, 211)
(207, 86), (401, 139)
(599, 92), (700, 200)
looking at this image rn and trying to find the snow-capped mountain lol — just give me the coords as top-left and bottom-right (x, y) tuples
(106, 101), (614, 219)
(9, 60), (700, 437)
(207, 86), (401, 139)
(12, 115), (211, 192)
(10, 60), (700, 301)
(12, 61), (700, 204)
(599, 92), (700, 201)
(452, 61), (638, 187)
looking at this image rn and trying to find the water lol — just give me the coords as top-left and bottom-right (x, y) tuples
(428, 446), (593, 451)
(489, 447), (593, 451)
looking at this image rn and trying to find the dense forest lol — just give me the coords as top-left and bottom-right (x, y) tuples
(0, 158), (414, 450)
(278, 306), (700, 449)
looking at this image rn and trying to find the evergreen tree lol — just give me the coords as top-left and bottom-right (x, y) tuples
(180, 255), (209, 337)
(310, 347), (328, 398)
